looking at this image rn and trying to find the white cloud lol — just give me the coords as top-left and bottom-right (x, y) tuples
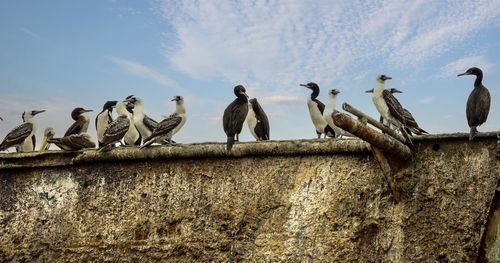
(155, 0), (500, 93)
(419, 96), (435, 104)
(260, 95), (302, 106)
(436, 56), (494, 78)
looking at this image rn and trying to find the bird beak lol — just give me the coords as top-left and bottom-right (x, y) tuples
(83, 109), (93, 113)
(239, 91), (249, 99)
(125, 95), (134, 100)
(39, 136), (49, 151)
(32, 110), (45, 115)
(0, 117), (3, 121)
(300, 84), (309, 88)
(457, 72), (469, 77)
(333, 90), (340, 95)
(171, 97), (180, 101)
(393, 89), (403, 93)
(386, 76), (392, 80)
(365, 89), (374, 93)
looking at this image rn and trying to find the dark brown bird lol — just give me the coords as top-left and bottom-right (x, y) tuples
(48, 133), (96, 151)
(458, 67), (491, 141)
(246, 98), (269, 141)
(64, 107), (93, 136)
(97, 100), (131, 152)
(386, 88), (428, 136)
(223, 85), (249, 151)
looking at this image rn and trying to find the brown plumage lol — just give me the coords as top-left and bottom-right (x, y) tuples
(223, 85), (249, 151)
(458, 67), (491, 141)
(64, 107), (93, 136)
(48, 133), (96, 151)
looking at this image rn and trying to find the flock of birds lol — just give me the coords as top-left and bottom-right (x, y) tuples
(0, 67), (492, 154)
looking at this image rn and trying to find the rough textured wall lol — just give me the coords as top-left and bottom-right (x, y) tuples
(0, 134), (498, 262)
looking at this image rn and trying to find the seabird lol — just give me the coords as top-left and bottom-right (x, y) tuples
(457, 67), (491, 141)
(64, 107), (93, 136)
(365, 75), (412, 144)
(300, 82), (335, 138)
(223, 85), (249, 151)
(129, 97), (161, 143)
(0, 110), (45, 152)
(48, 133), (96, 151)
(246, 98), (270, 141)
(39, 127), (55, 151)
(123, 98), (142, 146)
(95, 100), (118, 147)
(98, 100), (132, 152)
(141, 96), (186, 148)
(323, 89), (350, 138)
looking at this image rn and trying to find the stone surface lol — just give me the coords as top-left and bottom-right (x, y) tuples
(0, 134), (498, 262)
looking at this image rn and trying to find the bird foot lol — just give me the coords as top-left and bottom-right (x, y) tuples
(168, 139), (177, 146)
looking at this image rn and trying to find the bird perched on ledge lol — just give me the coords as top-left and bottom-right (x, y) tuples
(98, 99), (133, 152)
(0, 110), (45, 152)
(300, 82), (336, 138)
(457, 67), (491, 141)
(141, 96), (186, 148)
(48, 133), (96, 151)
(64, 107), (93, 136)
(39, 127), (55, 151)
(247, 98), (269, 141)
(96, 100), (117, 148)
(223, 85), (249, 151)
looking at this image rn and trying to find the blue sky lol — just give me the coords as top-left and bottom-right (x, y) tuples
(0, 0), (499, 148)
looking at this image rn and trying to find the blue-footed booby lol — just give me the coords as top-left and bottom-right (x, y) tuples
(0, 110), (45, 152)
(142, 96), (186, 148)
(39, 127), (55, 151)
(300, 82), (335, 138)
(365, 75), (412, 144)
(98, 100), (132, 152)
(129, 97), (161, 143)
(123, 98), (142, 146)
(223, 85), (249, 151)
(246, 98), (269, 141)
(49, 133), (96, 151)
(323, 89), (350, 138)
(64, 107), (93, 136)
(457, 67), (491, 141)
(96, 101), (117, 147)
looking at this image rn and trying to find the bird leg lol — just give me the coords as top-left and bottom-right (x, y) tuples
(469, 127), (478, 141)
(317, 132), (321, 139)
(235, 134), (239, 142)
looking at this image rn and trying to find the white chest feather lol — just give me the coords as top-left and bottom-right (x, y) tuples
(96, 111), (110, 141)
(134, 115), (152, 139)
(307, 98), (327, 133)
(372, 91), (390, 120)
(246, 107), (258, 140)
(124, 117), (140, 145)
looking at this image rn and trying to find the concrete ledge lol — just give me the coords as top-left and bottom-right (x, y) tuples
(0, 131), (497, 170)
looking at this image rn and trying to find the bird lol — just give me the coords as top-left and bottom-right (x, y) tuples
(365, 75), (413, 144)
(141, 96), (186, 148)
(39, 127), (55, 151)
(223, 85), (249, 151)
(64, 107), (93, 136)
(0, 110), (45, 152)
(123, 98), (142, 146)
(129, 97), (161, 143)
(98, 100), (132, 152)
(300, 82), (336, 138)
(96, 100), (118, 148)
(246, 98), (269, 141)
(48, 133), (96, 151)
(322, 89), (351, 138)
(457, 67), (491, 141)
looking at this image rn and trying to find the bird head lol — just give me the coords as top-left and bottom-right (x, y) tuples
(171, 96), (184, 104)
(39, 127), (55, 151)
(328, 89), (340, 97)
(22, 110), (45, 122)
(234, 85), (249, 99)
(376, 75), (392, 83)
(300, 82), (319, 90)
(457, 67), (482, 77)
(103, 101), (118, 111)
(71, 107), (93, 119)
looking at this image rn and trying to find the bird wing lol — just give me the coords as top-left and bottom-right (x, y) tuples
(102, 116), (129, 144)
(32, 135), (36, 151)
(143, 114), (159, 131)
(0, 123), (33, 150)
(64, 134), (96, 150)
(223, 102), (233, 134)
(382, 90), (406, 125)
(477, 87), (491, 125)
(313, 99), (325, 114)
(149, 114), (182, 139)
(255, 103), (270, 140)
(64, 120), (83, 136)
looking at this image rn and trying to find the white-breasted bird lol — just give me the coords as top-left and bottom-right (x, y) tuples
(98, 100), (132, 152)
(141, 96), (186, 148)
(0, 110), (45, 152)
(246, 98), (269, 141)
(39, 127), (55, 151)
(300, 82), (335, 138)
(96, 100), (117, 148)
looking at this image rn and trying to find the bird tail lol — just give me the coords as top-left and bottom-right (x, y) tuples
(417, 127), (428, 134)
(469, 127), (478, 141)
(227, 136), (234, 151)
(0, 143), (7, 152)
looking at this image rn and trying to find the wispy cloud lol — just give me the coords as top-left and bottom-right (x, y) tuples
(419, 96), (435, 104)
(20, 27), (42, 40)
(155, 0), (500, 92)
(108, 56), (179, 90)
(436, 56), (494, 78)
(260, 95), (302, 106)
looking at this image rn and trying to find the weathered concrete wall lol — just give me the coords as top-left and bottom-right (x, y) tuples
(0, 133), (498, 262)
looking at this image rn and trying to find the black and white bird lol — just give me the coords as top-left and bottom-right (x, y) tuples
(223, 85), (249, 151)
(246, 98), (269, 141)
(130, 97), (161, 143)
(457, 67), (491, 141)
(96, 101), (117, 147)
(48, 133), (96, 151)
(64, 107), (93, 136)
(300, 82), (335, 138)
(123, 99), (142, 146)
(365, 75), (413, 144)
(142, 96), (186, 148)
(0, 110), (45, 152)
(39, 127), (55, 151)
(98, 100), (132, 152)
(322, 89), (350, 138)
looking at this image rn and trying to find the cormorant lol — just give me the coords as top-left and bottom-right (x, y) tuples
(223, 85), (249, 151)
(48, 133), (96, 151)
(300, 82), (335, 138)
(64, 107), (93, 136)
(246, 98), (269, 141)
